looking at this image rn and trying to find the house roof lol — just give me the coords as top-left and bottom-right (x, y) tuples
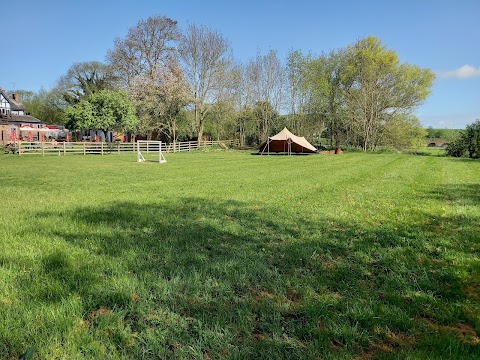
(0, 114), (45, 125)
(0, 89), (9, 103)
(0, 87), (26, 111)
(9, 97), (25, 111)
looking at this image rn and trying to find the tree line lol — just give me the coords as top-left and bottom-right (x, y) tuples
(15, 15), (435, 149)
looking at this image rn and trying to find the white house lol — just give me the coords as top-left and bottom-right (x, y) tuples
(0, 90), (12, 116)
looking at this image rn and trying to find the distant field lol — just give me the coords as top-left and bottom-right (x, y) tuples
(1, 150), (479, 359)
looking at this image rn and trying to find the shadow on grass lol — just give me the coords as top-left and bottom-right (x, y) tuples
(427, 183), (480, 206)
(5, 197), (479, 358)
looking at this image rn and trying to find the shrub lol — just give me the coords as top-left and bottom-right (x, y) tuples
(446, 120), (480, 159)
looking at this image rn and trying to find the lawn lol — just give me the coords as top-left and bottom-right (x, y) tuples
(0, 150), (479, 359)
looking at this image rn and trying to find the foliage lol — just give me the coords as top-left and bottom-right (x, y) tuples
(13, 89), (65, 124)
(381, 114), (427, 149)
(344, 36), (435, 151)
(53, 61), (116, 105)
(445, 138), (467, 157)
(65, 90), (138, 136)
(204, 100), (238, 141)
(446, 120), (480, 158)
(303, 49), (348, 147)
(1, 151), (479, 359)
(426, 127), (463, 141)
(252, 100), (281, 140)
(286, 37), (434, 151)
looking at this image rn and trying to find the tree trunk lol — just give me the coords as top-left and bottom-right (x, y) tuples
(197, 127), (203, 145)
(197, 111), (205, 146)
(103, 129), (110, 142)
(173, 119), (176, 153)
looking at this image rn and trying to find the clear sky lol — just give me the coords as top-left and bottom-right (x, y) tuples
(1, 0), (478, 128)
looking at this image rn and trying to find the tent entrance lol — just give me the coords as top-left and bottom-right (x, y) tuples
(260, 138), (294, 155)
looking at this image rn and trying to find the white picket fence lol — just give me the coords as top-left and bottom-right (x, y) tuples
(16, 139), (238, 156)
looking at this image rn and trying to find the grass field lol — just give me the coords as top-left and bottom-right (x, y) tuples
(1, 149), (479, 359)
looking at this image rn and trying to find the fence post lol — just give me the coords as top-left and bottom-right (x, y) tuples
(101, 142), (104, 155)
(63, 142), (66, 156)
(41, 142), (45, 157)
(83, 142), (86, 155)
(117, 143), (120, 154)
(18, 142), (22, 156)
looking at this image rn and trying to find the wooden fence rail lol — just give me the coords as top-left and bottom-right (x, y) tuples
(17, 140), (238, 156)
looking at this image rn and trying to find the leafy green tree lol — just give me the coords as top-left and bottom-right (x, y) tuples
(21, 89), (66, 124)
(445, 137), (466, 157)
(446, 120), (480, 158)
(306, 49), (350, 147)
(286, 37), (433, 151)
(344, 36), (435, 151)
(463, 121), (480, 158)
(343, 36), (434, 151)
(65, 90), (138, 140)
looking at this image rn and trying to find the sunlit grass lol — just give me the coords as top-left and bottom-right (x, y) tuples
(1, 150), (479, 359)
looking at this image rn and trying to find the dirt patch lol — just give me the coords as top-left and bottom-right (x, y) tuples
(256, 290), (275, 300)
(89, 307), (111, 319)
(464, 283), (480, 302)
(358, 331), (415, 359)
(422, 318), (480, 345)
(252, 332), (266, 341)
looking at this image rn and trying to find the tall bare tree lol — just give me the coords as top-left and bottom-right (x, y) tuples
(230, 64), (256, 146)
(286, 50), (309, 134)
(130, 60), (191, 143)
(246, 50), (284, 140)
(178, 23), (233, 143)
(107, 15), (180, 87)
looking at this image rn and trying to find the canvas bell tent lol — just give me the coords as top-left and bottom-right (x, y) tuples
(259, 127), (317, 155)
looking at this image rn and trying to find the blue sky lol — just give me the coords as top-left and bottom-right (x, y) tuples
(1, 0), (478, 128)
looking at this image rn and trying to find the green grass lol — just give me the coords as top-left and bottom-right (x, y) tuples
(1, 150), (479, 359)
